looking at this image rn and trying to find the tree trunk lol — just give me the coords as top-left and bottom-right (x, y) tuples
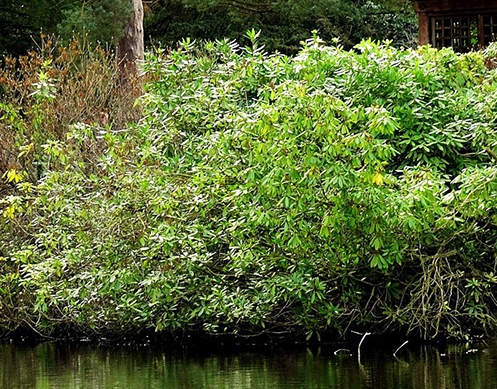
(116, 0), (144, 82)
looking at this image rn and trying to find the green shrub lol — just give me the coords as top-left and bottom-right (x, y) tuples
(3, 36), (497, 341)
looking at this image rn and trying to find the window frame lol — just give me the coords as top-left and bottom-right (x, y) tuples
(429, 12), (497, 52)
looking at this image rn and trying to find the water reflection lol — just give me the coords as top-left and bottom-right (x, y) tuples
(1, 340), (497, 388)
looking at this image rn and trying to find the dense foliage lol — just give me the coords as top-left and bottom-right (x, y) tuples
(0, 0), (132, 56)
(146, 0), (417, 53)
(0, 0), (68, 56)
(58, 0), (133, 46)
(2, 34), (497, 341)
(0, 0), (416, 56)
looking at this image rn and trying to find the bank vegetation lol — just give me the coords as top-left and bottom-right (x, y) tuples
(2, 33), (497, 342)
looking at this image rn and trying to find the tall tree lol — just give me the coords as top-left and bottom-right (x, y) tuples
(117, 0), (144, 81)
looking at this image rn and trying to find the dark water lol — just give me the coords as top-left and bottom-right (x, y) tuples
(1, 339), (497, 389)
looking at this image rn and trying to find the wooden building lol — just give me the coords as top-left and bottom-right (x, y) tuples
(411, 1), (497, 52)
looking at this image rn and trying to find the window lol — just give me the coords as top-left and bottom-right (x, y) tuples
(432, 14), (497, 52)
(483, 15), (497, 45)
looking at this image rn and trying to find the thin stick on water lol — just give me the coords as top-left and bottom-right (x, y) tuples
(334, 348), (351, 355)
(357, 332), (371, 364)
(393, 340), (409, 358)
(358, 332), (371, 351)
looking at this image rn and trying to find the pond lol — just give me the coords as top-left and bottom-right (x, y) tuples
(1, 338), (497, 388)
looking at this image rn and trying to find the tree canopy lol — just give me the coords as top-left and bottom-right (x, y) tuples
(0, 0), (417, 56)
(145, 0), (417, 53)
(58, 0), (134, 46)
(0, 1), (67, 56)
